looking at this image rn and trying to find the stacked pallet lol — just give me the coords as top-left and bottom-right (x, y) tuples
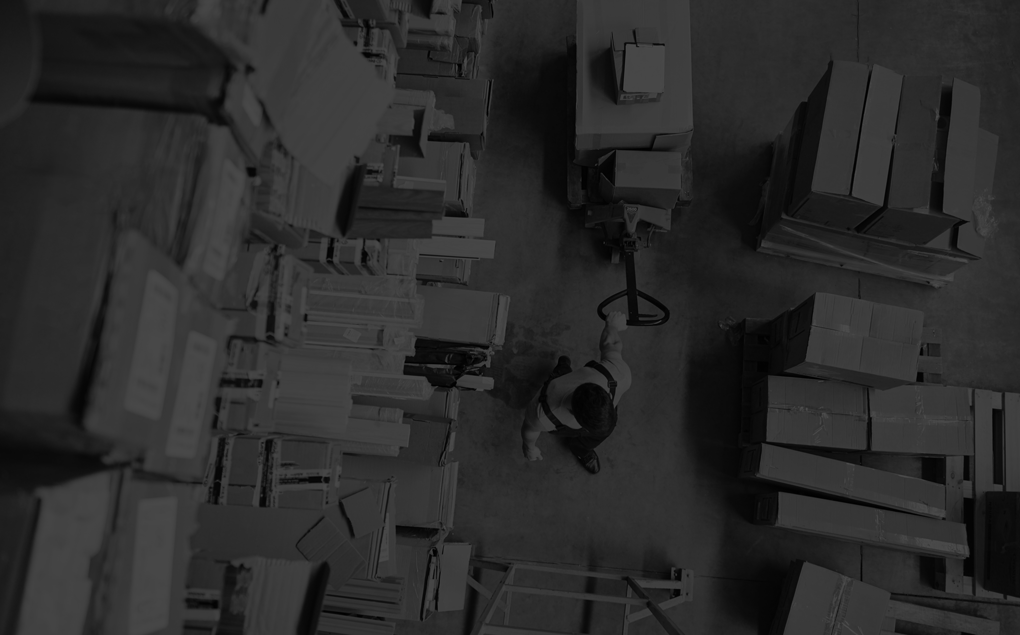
(397, 1), (490, 79)
(759, 60), (1000, 288)
(741, 292), (974, 560)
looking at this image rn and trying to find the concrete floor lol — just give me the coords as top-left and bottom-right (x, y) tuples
(399, 1), (1020, 633)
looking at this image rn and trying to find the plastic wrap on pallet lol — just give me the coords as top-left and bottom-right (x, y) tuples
(350, 373), (435, 400)
(383, 239), (421, 277)
(350, 405), (405, 423)
(303, 323), (418, 354)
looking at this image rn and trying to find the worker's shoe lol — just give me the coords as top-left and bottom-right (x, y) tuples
(550, 356), (572, 379)
(575, 450), (600, 474)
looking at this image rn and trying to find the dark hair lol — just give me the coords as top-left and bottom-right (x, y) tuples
(571, 383), (616, 433)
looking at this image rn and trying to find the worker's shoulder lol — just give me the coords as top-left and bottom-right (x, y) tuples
(596, 351), (630, 378)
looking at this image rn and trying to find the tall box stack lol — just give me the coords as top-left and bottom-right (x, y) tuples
(758, 60), (997, 287)
(768, 292), (923, 389)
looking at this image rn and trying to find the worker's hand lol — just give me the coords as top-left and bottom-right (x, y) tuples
(606, 311), (629, 331)
(522, 443), (543, 462)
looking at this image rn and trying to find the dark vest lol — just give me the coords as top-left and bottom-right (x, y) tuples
(539, 361), (617, 437)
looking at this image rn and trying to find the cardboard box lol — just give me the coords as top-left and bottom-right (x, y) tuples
(863, 75), (958, 244)
(394, 75), (492, 157)
(770, 560), (890, 635)
(851, 65), (902, 206)
(454, 3), (483, 53)
(789, 61), (877, 230)
(340, 456), (458, 529)
(754, 492), (969, 559)
(610, 28), (666, 104)
(868, 385), (974, 455)
(180, 125), (252, 304)
(0, 455), (123, 635)
(463, 0), (495, 19)
(250, 0), (394, 187)
(595, 150), (684, 209)
(779, 293), (922, 389)
(413, 285), (509, 347)
(986, 491), (1020, 596)
(395, 536), (441, 621)
(397, 141), (476, 215)
(749, 376), (868, 450)
(575, 0), (693, 163)
(942, 78), (982, 221)
(436, 543), (472, 611)
(954, 128), (998, 258)
(94, 473), (202, 635)
(398, 416), (458, 466)
(741, 443), (946, 518)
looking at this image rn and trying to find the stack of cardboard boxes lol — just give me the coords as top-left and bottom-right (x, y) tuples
(572, 0), (694, 215)
(1, 2), (480, 633)
(397, 1), (491, 79)
(759, 60), (1000, 287)
(743, 293), (974, 559)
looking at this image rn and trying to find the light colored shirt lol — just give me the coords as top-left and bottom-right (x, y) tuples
(525, 352), (632, 432)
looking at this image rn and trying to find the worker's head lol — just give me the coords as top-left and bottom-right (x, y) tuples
(571, 383), (616, 434)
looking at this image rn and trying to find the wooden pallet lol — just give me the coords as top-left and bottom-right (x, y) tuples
(884, 598), (1000, 635)
(917, 327), (945, 384)
(934, 389), (1020, 604)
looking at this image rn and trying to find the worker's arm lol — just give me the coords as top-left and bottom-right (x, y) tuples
(600, 311), (628, 356)
(521, 417), (543, 461)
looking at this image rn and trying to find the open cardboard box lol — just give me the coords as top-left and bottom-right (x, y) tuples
(610, 27), (665, 104)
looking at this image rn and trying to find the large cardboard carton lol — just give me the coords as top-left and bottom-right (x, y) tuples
(954, 128), (998, 258)
(396, 141), (476, 215)
(863, 75), (958, 244)
(341, 456), (458, 530)
(770, 560), (890, 635)
(93, 473), (201, 635)
(779, 293), (923, 389)
(868, 385), (973, 455)
(750, 376), (868, 450)
(575, 0), (693, 163)
(754, 492), (969, 559)
(986, 491), (1020, 596)
(789, 61), (875, 230)
(394, 75), (492, 157)
(595, 150), (684, 209)
(741, 443), (946, 518)
(0, 455), (123, 635)
(942, 78), (982, 221)
(850, 65), (903, 206)
(412, 285), (510, 347)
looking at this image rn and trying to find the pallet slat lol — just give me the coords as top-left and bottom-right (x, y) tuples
(887, 599), (1000, 635)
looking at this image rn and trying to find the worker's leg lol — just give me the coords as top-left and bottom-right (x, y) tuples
(564, 420), (616, 474)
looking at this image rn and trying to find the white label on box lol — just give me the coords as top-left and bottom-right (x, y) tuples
(129, 496), (178, 635)
(124, 271), (179, 420)
(201, 159), (247, 281)
(241, 82), (263, 127)
(166, 331), (219, 459)
(343, 328), (361, 342)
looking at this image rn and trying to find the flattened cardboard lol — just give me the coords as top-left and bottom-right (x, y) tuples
(755, 491), (969, 559)
(869, 385), (973, 455)
(789, 61), (874, 229)
(341, 488), (385, 538)
(942, 79), (982, 220)
(851, 65), (903, 205)
(749, 376), (867, 450)
(575, 0), (693, 162)
(771, 560), (890, 635)
(741, 443), (946, 517)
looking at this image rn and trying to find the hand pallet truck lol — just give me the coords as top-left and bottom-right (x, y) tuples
(585, 201), (672, 327)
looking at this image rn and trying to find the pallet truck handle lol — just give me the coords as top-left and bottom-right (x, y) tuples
(597, 290), (670, 327)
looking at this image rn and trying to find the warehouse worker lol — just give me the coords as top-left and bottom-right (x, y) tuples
(520, 311), (631, 474)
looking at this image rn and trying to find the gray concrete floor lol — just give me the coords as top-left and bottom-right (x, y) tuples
(399, 1), (1020, 633)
